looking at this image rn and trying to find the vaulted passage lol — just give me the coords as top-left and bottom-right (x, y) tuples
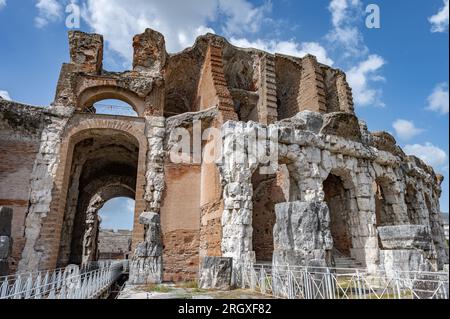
(374, 178), (396, 227)
(323, 174), (352, 257)
(251, 167), (289, 263)
(57, 129), (139, 266)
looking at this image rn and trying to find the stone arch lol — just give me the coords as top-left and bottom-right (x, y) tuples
(36, 116), (147, 270)
(251, 165), (289, 263)
(64, 176), (135, 265)
(77, 85), (146, 116)
(322, 168), (358, 258)
(77, 183), (135, 265)
(374, 175), (398, 227)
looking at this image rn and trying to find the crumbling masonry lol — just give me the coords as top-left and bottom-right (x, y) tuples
(0, 29), (447, 283)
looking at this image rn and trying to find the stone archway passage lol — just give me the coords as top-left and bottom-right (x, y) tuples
(57, 128), (140, 266)
(323, 174), (352, 257)
(251, 166), (289, 263)
(374, 178), (397, 227)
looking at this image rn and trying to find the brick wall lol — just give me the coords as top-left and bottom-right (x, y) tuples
(160, 164), (201, 281)
(0, 101), (47, 273)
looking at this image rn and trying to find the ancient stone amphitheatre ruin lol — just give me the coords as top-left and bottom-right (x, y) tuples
(0, 29), (448, 297)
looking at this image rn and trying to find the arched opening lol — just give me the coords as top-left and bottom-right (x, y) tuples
(251, 165), (289, 264)
(374, 177), (396, 227)
(77, 86), (145, 116)
(87, 99), (138, 117)
(323, 173), (353, 257)
(97, 197), (134, 261)
(57, 129), (140, 267)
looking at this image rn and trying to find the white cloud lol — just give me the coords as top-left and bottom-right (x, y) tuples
(326, 0), (368, 57)
(404, 142), (448, 169)
(429, 0), (449, 33)
(218, 0), (271, 36)
(0, 90), (11, 101)
(35, 0), (63, 28)
(230, 38), (334, 65)
(123, 198), (135, 215)
(426, 82), (449, 114)
(346, 54), (385, 107)
(392, 119), (425, 141)
(325, 1), (386, 108)
(0, 0), (6, 10)
(77, 0), (272, 62)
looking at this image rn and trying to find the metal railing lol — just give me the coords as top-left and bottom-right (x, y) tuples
(238, 264), (449, 299)
(0, 260), (128, 299)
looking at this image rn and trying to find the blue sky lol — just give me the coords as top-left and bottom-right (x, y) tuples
(0, 1), (448, 229)
(98, 198), (135, 231)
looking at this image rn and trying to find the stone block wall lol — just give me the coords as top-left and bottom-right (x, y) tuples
(0, 101), (49, 273)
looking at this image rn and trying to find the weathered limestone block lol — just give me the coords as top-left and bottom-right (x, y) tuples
(378, 225), (434, 251)
(273, 201), (332, 267)
(379, 250), (429, 276)
(129, 257), (163, 285)
(129, 212), (163, 284)
(68, 31), (103, 74)
(320, 112), (362, 142)
(278, 111), (324, 134)
(370, 131), (404, 157)
(198, 257), (233, 290)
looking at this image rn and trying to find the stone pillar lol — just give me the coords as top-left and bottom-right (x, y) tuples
(0, 207), (13, 276)
(354, 167), (379, 272)
(68, 31), (103, 74)
(298, 55), (327, 113)
(335, 72), (354, 113)
(129, 212), (163, 284)
(133, 28), (167, 73)
(257, 54), (278, 124)
(18, 106), (73, 272)
(129, 116), (165, 283)
(272, 201), (333, 267)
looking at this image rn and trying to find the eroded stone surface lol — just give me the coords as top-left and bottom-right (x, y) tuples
(0, 28), (447, 282)
(199, 257), (233, 290)
(378, 225), (434, 251)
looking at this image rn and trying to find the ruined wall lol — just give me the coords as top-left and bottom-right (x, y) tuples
(2, 29), (447, 282)
(98, 229), (132, 260)
(0, 101), (61, 272)
(219, 111), (448, 274)
(160, 164), (201, 281)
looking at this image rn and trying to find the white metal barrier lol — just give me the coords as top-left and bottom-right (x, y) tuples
(238, 264), (449, 300)
(0, 260), (128, 299)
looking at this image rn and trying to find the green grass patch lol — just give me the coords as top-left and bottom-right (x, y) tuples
(141, 284), (173, 293)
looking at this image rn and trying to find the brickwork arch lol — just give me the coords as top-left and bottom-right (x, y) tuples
(77, 85), (146, 116)
(37, 116), (147, 270)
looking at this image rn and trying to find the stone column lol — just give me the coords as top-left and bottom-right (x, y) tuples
(0, 207), (13, 276)
(129, 116), (165, 284)
(354, 167), (379, 272)
(129, 212), (163, 284)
